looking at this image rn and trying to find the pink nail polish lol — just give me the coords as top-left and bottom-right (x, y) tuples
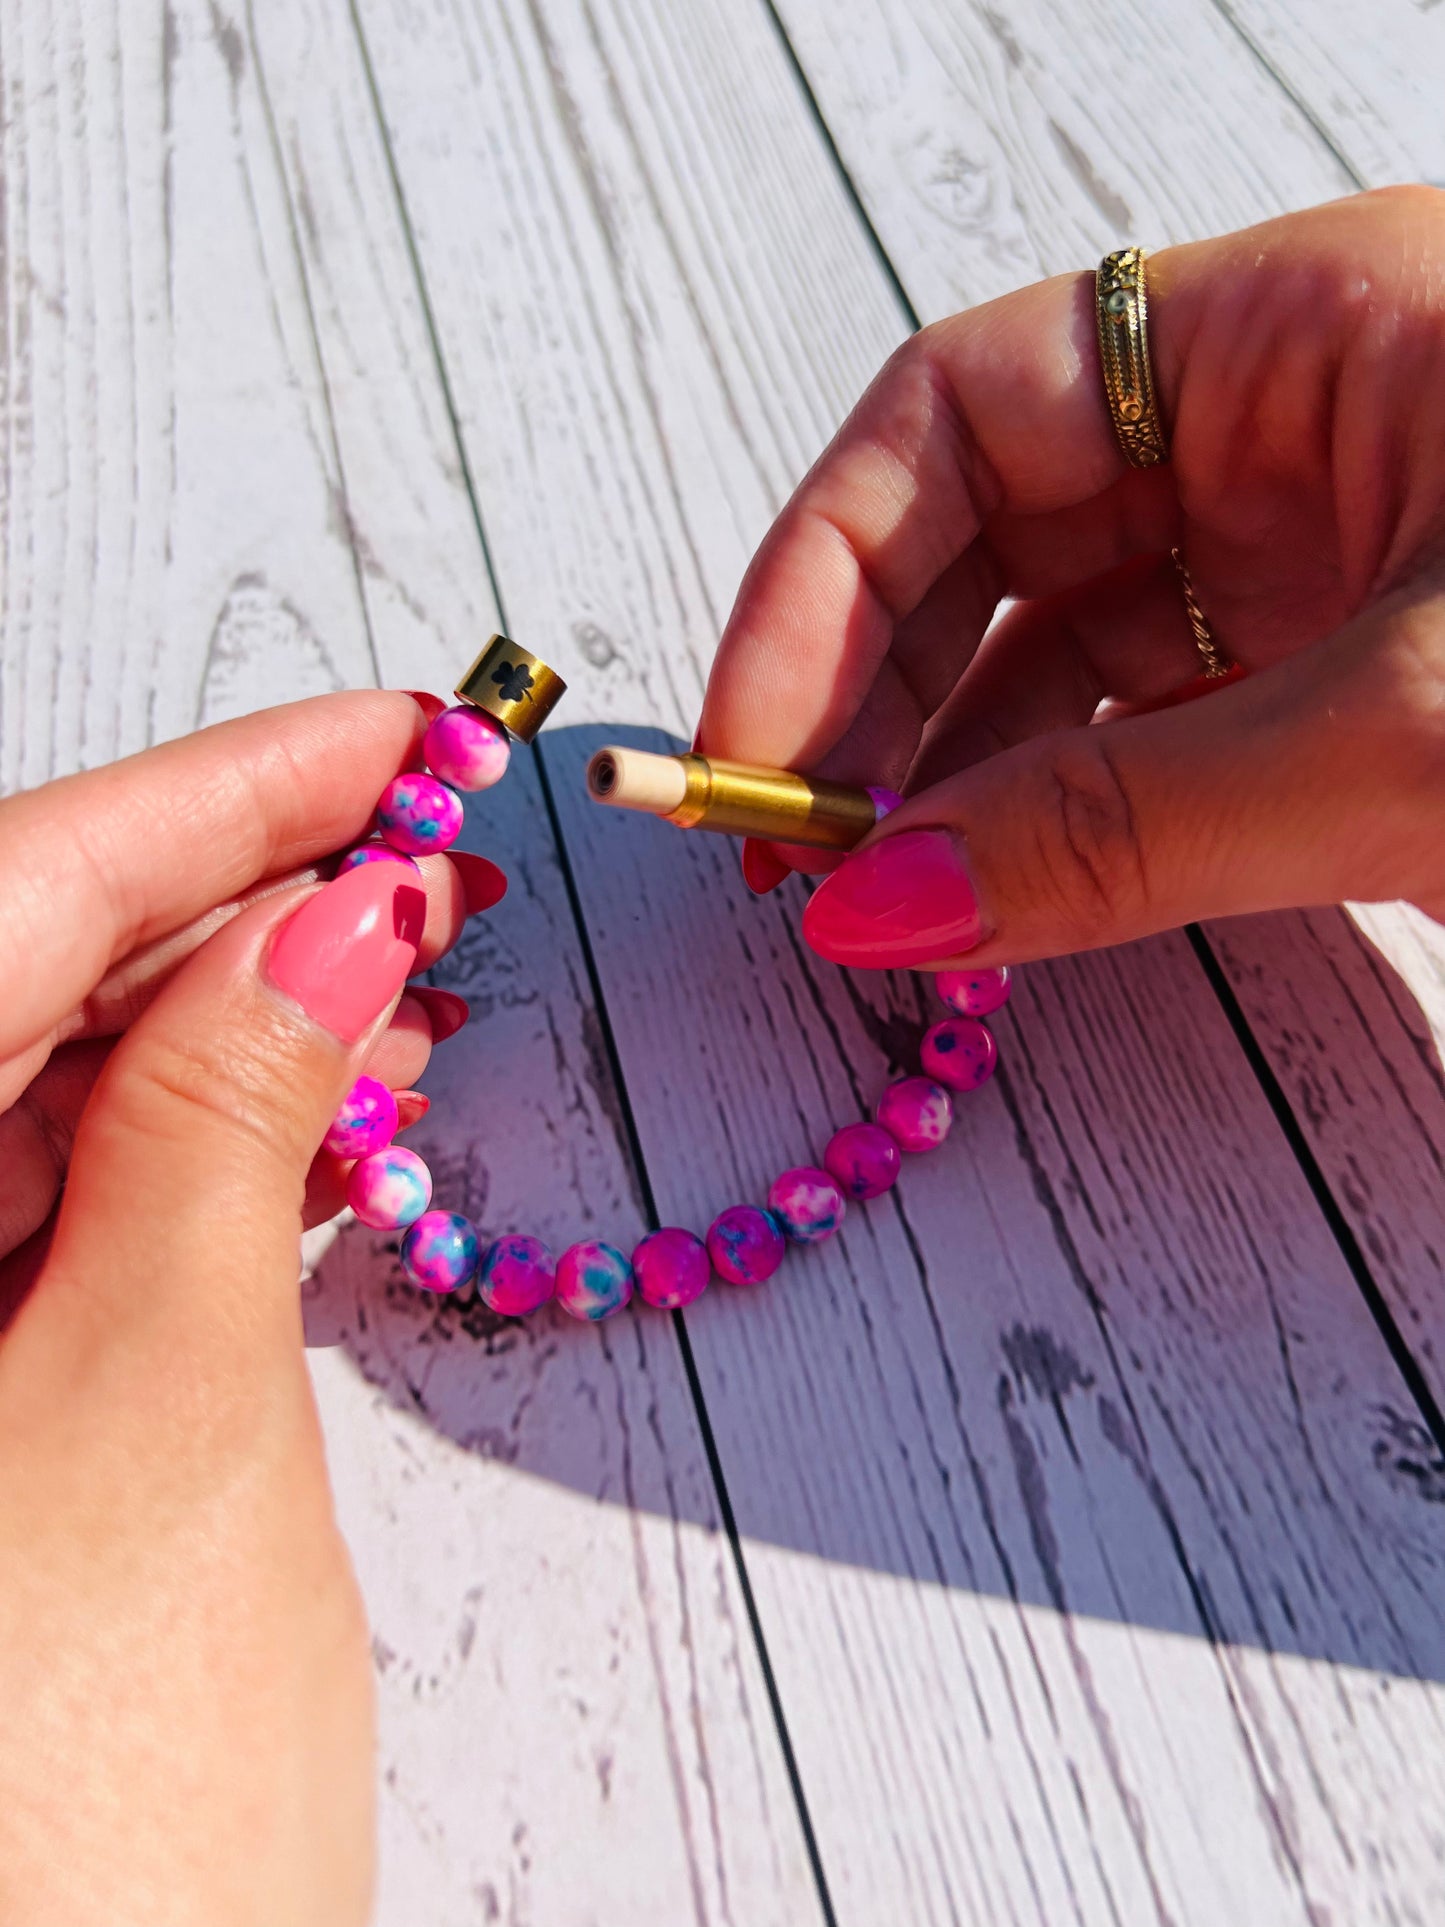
(801, 828), (987, 967)
(267, 866), (426, 1041)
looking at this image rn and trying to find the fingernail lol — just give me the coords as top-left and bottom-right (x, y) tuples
(267, 866), (426, 1041)
(403, 689), (448, 722)
(801, 828), (987, 967)
(448, 850), (508, 914)
(395, 1090), (430, 1130)
(411, 986), (470, 1042)
(741, 837), (790, 896)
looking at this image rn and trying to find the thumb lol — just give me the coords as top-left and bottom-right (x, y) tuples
(801, 587), (1445, 970)
(26, 862), (424, 1367)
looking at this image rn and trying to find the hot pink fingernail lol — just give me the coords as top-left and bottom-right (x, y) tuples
(801, 828), (987, 967)
(267, 866), (426, 1041)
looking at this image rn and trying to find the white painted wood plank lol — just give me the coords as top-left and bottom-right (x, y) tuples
(351, 0), (1445, 1917)
(0, 4), (820, 1920)
(770, 0), (1357, 323)
(1219, 0), (1445, 189)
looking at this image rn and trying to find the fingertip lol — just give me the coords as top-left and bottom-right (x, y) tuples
(447, 850), (508, 914)
(741, 838), (791, 896)
(409, 986), (470, 1042)
(402, 690), (449, 723)
(394, 1090), (430, 1131)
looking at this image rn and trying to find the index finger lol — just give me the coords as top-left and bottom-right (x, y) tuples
(695, 268), (1127, 771)
(0, 690), (430, 1062)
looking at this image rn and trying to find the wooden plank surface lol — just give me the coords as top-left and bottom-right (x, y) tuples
(0, 4), (820, 1921)
(1219, 0), (1445, 189)
(347, 0), (1445, 1919)
(767, 1), (1445, 1390)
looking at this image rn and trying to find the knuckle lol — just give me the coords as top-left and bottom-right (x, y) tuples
(1033, 735), (1150, 939)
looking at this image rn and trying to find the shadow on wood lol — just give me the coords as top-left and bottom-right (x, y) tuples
(305, 723), (1445, 1687)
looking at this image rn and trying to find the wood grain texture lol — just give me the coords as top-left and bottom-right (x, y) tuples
(1, 2), (819, 1920)
(349, 0), (1445, 1917)
(1218, 0), (1445, 189)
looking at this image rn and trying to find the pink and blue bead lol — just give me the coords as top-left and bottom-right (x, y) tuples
(556, 1240), (635, 1321)
(377, 772), (465, 856)
(632, 1227), (710, 1310)
(767, 1166), (846, 1244)
(324, 1075), (399, 1159)
(347, 1146), (433, 1229)
(824, 1121), (902, 1200)
(876, 1076), (953, 1153)
(921, 1017), (998, 1093)
(399, 1209), (481, 1293)
(936, 965), (1011, 1018)
(706, 1205), (786, 1286)
(479, 1234), (557, 1317)
(336, 842), (420, 876)
(423, 705), (512, 792)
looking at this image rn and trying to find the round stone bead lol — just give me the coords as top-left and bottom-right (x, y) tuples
(336, 842), (420, 876)
(767, 1166), (846, 1245)
(823, 1121), (902, 1201)
(423, 704), (511, 792)
(346, 1146), (433, 1229)
(633, 1227), (710, 1310)
(399, 1209), (481, 1293)
(867, 785), (904, 821)
(376, 772), (465, 856)
(875, 1076), (954, 1154)
(921, 1016), (998, 1093)
(706, 1205), (786, 1287)
(479, 1234), (556, 1317)
(556, 1240), (635, 1321)
(936, 964), (1012, 1018)
(324, 1075), (399, 1159)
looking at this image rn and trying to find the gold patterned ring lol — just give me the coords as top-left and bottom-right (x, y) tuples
(1095, 247), (1169, 468)
(1096, 249), (1236, 678)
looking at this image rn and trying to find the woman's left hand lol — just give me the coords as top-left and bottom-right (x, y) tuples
(0, 691), (492, 1925)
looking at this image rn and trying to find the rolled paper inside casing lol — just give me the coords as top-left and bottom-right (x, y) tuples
(586, 746), (878, 851)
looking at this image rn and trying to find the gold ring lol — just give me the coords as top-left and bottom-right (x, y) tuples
(1171, 549), (1235, 680)
(1095, 247), (1169, 468)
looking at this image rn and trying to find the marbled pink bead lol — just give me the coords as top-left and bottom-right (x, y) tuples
(875, 1076), (953, 1154)
(706, 1205), (786, 1287)
(823, 1121), (902, 1201)
(336, 842), (421, 876)
(936, 964), (1012, 1018)
(399, 1209), (480, 1293)
(921, 1016), (998, 1093)
(767, 1166), (846, 1245)
(633, 1227), (710, 1310)
(346, 1146), (433, 1229)
(324, 1075), (399, 1159)
(867, 785), (904, 821)
(376, 771), (465, 856)
(479, 1234), (556, 1317)
(556, 1240), (634, 1321)
(423, 704), (512, 793)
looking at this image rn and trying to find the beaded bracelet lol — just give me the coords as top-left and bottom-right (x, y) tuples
(321, 663), (1011, 1322)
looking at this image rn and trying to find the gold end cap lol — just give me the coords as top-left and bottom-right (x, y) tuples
(455, 634), (567, 743)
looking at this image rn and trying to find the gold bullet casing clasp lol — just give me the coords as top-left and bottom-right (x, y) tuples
(670, 754), (877, 849)
(455, 634), (567, 743)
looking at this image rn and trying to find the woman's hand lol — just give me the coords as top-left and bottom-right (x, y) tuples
(0, 690), (496, 1925)
(697, 187), (1445, 967)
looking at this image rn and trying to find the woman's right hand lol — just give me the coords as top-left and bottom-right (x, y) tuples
(698, 188), (1445, 968)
